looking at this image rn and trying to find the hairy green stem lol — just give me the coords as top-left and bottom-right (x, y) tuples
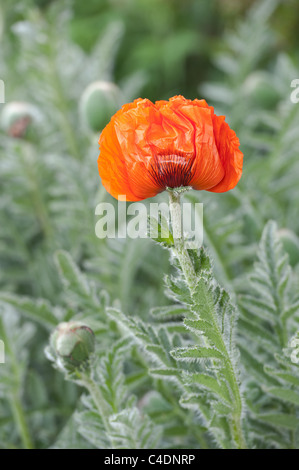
(168, 190), (247, 449)
(168, 189), (198, 289)
(78, 371), (117, 448)
(9, 395), (34, 450)
(79, 372), (109, 429)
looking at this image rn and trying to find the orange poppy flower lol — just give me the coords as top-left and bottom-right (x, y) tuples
(98, 95), (243, 201)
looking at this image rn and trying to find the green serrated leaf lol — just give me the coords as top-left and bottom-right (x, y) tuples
(171, 346), (224, 361)
(266, 387), (299, 406)
(257, 413), (298, 431)
(149, 368), (179, 377)
(0, 292), (59, 328)
(184, 319), (226, 354)
(147, 214), (174, 247)
(150, 304), (187, 319)
(55, 250), (90, 298)
(186, 373), (231, 404)
(264, 366), (299, 387)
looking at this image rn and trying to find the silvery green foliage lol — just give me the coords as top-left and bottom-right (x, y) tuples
(195, 0), (299, 289)
(0, 0), (150, 303)
(1, 0), (299, 449)
(109, 246), (244, 449)
(1, 222), (299, 448)
(74, 339), (162, 449)
(238, 221), (299, 448)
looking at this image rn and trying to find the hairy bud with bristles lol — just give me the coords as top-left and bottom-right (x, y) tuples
(50, 321), (95, 370)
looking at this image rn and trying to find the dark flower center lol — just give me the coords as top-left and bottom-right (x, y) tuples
(148, 152), (195, 189)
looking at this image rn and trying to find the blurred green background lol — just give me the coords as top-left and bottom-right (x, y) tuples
(1, 0), (299, 449)
(2, 0), (299, 100)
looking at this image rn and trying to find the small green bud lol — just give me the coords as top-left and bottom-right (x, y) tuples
(80, 81), (122, 132)
(0, 101), (40, 139)
(50, 321), (95, 370)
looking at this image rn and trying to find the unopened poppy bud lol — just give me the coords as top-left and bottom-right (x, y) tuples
(0, 101), (40, 139)
(80, 81), (122, 132)
(50, 321), (95, 369)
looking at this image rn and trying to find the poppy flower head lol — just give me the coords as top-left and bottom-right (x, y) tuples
(98, 95), (243, 201)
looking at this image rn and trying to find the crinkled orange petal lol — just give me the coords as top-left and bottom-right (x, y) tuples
(98, 99), (146, 201)
(165, 97), (225, 190)
(207, 111), (243, 192)
(98, 95), (243, 201)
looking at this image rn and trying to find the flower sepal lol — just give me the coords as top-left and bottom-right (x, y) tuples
(147, 213), (174, 248)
